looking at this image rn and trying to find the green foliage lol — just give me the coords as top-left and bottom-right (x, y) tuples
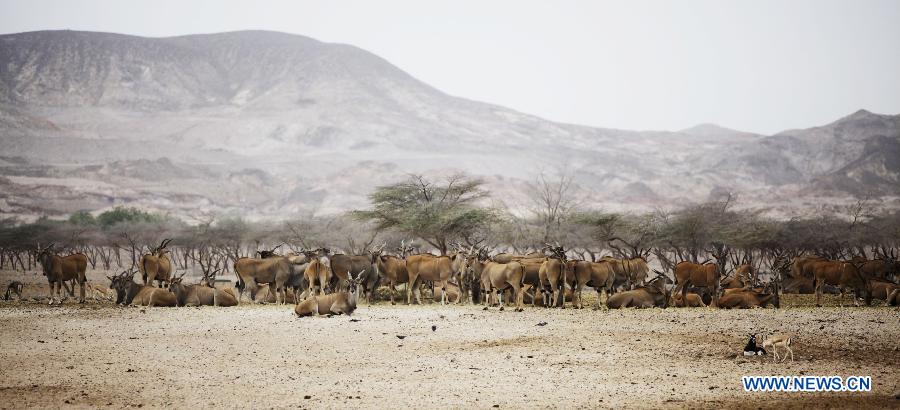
(96, 206), (163, 228)
(353, 174), (497, 254)
(68, 210), (96, 226)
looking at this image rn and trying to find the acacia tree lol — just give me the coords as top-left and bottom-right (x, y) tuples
(353, 174), (496, 255)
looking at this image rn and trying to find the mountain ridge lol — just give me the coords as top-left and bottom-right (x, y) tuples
(0, 30), (898, 220)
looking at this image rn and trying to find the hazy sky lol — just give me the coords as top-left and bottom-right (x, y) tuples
(1, 0), (899, 134)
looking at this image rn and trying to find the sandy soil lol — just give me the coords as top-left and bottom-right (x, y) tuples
(0, 271), (898, 408)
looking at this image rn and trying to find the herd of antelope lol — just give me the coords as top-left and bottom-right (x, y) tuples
(6, 240), (900, 314)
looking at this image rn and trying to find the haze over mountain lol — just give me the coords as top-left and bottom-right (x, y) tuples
(1, 30), (898, 220)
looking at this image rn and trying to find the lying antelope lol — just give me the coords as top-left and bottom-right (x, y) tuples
(606, 274), (669, 309)
(109, 270), (176, 307)
(87, 282), (115, 302)
(671, 292), (706, 307)
(718, 287), (779, 309)
(761, 334), (794, 363)
(168, 272), (237, 307)
(4, 281), (23, 301)
(295, 270), (363, 317)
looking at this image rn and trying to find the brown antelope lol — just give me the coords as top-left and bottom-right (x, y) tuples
(600, 256), (649, 290)
(374, 254), (409, 305)
(810, 260), (871, 307)
(869, 278), (899, 303)
(888, 289), (899, 306)
(567, 259), (616, 309)
(721, 264), (752, 289)
(303, 256), (332, 297)
(538, 258), (566, 308)
(351, 250), (382, 304)
(234, 252), (296, 304)
(468, 259), (526, 311)
(718, 287), (779, 309)
(295, 270), (363, 317)
(761, 334), (794, 363)
(36, 243), (88, 304)
(140, 239), (173, 287)
(4, 281), (23, 301)
(449, 248), (474, 304)
(606, 274), (669, 309)
(168, 271), (238, 307)
(109, 270), (176, 307)
(671, 292), (706, 307)
(858, 254), (898, 280)
(791, 255), (825, 278)
(406, 254), (454, 305)
(673, 262), (721, 307)
(520, 258), (545, 306)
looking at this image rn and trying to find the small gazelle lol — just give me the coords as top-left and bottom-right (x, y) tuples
(762, 334), (794, 363)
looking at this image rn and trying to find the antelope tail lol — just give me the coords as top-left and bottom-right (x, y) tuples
(141, 256), (149, 284)
(234, 261), (245, 290)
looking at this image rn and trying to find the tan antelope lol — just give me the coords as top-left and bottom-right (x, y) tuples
(567, 259), (616, 309)
(520, 258), (546, 306)
(538, 257), (567, 308)
(673, 262), (721, 307)
(234, 252), (296, 304)
(406, 254), (454, 305)
(87, 282), (115, 302)
(109, 270), (176, 307)
(761, 334), (794, 363)
(671, 292), (706, 307)
(374, 254), (409, 305)
(36, 243), (88, 304)
(168, 271), (238, 307)
(606, 274), (669, 309)
(303, 256), (332, 297)
(140, 239), (173, 287)
(869, 278), (899, 303)
(468, 259), (526, 311)
(601, 256), (650, 290)
(717, 287), (779, 309)
(810, 260), (871, 307)
(295, 270), (363, 317)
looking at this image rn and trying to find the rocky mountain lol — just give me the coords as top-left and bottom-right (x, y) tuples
(0, 30), (898, 220)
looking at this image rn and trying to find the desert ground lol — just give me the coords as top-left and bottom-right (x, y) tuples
(0, 271), (898, 409)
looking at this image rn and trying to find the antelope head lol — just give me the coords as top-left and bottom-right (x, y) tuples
(154, 238), (173, 255)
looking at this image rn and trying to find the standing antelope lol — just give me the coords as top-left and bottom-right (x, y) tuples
(36, 243), (88, 304)
(761, 334), (794, 363)
(374, 254), (409, 305)
(140, 239), (173, 287)
(810, 260), (871, 307)
(468, 259), (526, 312)
(295, 271), (363, 317)
(235, 252), (297, 304)
(406, 254), (454, 305)
(673, 262), (721, 307)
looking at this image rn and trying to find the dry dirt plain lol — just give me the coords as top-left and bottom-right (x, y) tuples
(0, 271), (898, 409)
